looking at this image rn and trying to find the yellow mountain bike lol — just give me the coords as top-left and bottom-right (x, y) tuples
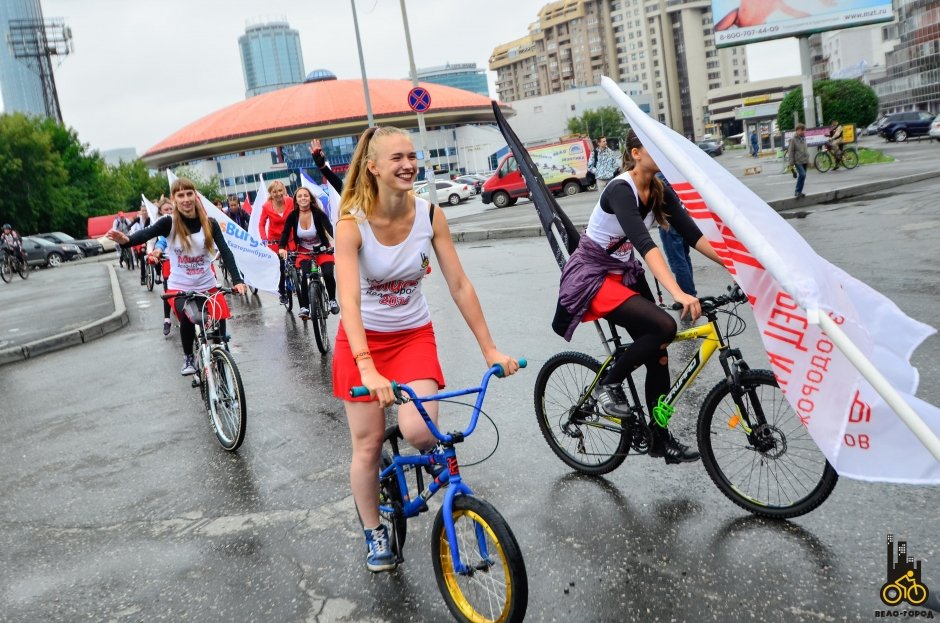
(534, 285), (838, 519)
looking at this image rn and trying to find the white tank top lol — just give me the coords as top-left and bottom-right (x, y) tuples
(355, 197), (433, 332)
(167, 225), (217, 291)
(585, 172), (654, 264)
(296, 213), (321, 252)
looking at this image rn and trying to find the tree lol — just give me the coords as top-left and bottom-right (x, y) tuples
(0, 113), (70, 234)
(172, 166), (224, 204)
(566, 107), (630, 144)
(777, 79), (880, 132)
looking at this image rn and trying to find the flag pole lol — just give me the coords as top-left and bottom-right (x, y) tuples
(818, 314), (940, 462)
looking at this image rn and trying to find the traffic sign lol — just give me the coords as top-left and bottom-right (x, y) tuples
(407, 87), (432, 113)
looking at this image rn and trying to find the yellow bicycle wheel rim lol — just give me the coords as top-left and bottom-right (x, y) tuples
(438, 509), (513, 623)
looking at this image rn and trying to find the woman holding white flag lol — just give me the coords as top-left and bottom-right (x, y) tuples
(108, 178), (247, 375)
(556, 130), (724, 464)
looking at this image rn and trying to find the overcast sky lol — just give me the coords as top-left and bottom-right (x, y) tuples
(11, 0), (800, 154)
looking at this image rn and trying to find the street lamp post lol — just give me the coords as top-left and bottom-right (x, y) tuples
(399, 0), (437, 205)
(350, 0), (375, 127)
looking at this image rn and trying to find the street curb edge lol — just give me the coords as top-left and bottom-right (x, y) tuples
(0, 264), (129, 366)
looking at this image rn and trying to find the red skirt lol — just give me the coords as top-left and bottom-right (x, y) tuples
(294, 252), (335, 269)
(333, 321), (445, 402)
(161, 259), (171, 281)
(165, 288), (231, 323)
(582, 274), (638, 322)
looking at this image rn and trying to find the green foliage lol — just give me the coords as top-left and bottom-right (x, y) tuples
(566, 107), (630, 144)
(171, 166), (224, 203)
(0, 112), (227, 238)
(778, 79), (880, 132)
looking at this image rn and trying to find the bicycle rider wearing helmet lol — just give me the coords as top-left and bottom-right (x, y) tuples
(555, 130), (725, 464)
(1, 223), (26, 263)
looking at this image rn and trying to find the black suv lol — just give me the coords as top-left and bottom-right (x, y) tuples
(879, 111), (937, 142)
(38, 231), (104, 257)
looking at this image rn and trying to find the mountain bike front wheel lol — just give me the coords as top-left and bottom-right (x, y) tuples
(207, 346), (247, 451)
(534, 351), (631, 475)
(1, 258), (13, 283)
(146, 264), (155, 291)
(841, 149), (859, 169)
(432, 495), (528, 623)
(697, 369), (837, 519)
(311, 279), (330, 354)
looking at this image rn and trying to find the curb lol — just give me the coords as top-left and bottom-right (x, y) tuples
(0, 264), (129, 366)
(451, 170), (940, 243)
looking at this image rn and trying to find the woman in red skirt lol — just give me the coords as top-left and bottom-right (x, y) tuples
(333, 126), (519, 573)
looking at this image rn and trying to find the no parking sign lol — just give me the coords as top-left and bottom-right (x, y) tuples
(407, 87), (431, 113)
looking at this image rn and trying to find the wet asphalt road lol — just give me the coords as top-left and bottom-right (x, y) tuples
(2, 180), (940, 622)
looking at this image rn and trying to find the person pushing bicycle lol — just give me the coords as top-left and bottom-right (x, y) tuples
(554, 130), (725, 464)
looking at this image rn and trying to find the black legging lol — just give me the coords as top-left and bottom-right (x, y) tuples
(600, 277), (677, 416)
(297, 259), (336, 309)
(173, 296), (226, 357)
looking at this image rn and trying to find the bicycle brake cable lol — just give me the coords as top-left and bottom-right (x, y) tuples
(433, 399), (499, 467)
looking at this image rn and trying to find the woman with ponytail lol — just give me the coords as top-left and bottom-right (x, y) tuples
(108, 178), (246, 375)
(556, 130), (724, 465)
(333, 126), (518, 573)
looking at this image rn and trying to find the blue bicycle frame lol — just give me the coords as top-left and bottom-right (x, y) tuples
(351, 359), (526, 575)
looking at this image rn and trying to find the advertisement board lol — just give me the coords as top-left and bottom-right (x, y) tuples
(526, 140), (590, 186)
(711, 1), (894, 48)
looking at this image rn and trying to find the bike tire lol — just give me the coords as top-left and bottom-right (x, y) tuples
(0, 258), (12, 283)
(431, 495), (528, 623)
(208, 346), (247, 451)
(534, 351), (630, 475)
(312, 281), (330, 354)
(379, 449), (407, 557)
(697, 369), (838, 519)
(841, 149), (859, 169)
(146, 264), (155, 291)
(813, 151), (833, 173)
(16, 257), (28, 280)
(284, 269), (295, 313)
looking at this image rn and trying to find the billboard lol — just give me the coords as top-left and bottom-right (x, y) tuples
(712, 0), (894, 48)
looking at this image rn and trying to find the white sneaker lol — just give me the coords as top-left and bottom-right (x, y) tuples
(180, 355), (197, 376)
(299, 307), (310, 319)
(329, 299), (340, 315)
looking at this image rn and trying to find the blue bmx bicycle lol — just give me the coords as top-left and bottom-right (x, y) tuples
(351, 361), (529, 623)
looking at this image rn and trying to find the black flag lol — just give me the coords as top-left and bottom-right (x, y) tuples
(491, 101), (581, 271)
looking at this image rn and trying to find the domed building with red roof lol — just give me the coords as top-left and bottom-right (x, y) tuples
(142, 73), (514, 200)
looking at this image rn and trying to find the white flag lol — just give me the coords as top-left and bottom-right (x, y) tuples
(247, 180), (269, 244)
(141, 195), (159, 223)
(300, 168), (341, 228)
(166, 170), (279, 293)
(601, 77), (940, 483)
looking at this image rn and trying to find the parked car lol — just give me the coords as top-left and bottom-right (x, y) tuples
(96, 235), (118, 253)
(453, 175), (484, 195)
(878, 111), (937, 142)
(865, 117), (886, 135)
(415, 180), (474, 205)
(930, 114), (940, 141)
(697, 140), (723, 156)
(21, 236), (83, 267)
(37, 231), (104, 258)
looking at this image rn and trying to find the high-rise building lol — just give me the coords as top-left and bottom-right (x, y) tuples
(490, 0), (747, 139)
(615, 0), (748, 140)
(416, 63), (489, 96)
(239, 20), (305, 99)
(0, 0), (46, 116)
(871, 0), (940, 114)
(490, 0), (618, 102)
(490, 35), (539, 102)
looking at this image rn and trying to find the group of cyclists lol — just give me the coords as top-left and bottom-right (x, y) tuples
(103, 124), (723, 574)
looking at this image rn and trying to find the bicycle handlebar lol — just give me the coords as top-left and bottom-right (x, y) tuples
(160, 288), (233, 301)
(349, 359), (527, 442)
(698, 285), (748, 314)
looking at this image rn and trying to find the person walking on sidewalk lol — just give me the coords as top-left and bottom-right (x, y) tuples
(787, 123), (809, 199)
(588, 136), (620, 189)
(749, 130), (759, 157)
(656, 175), (696, 309)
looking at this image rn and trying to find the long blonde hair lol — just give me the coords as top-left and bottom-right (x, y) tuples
(339, 126), (411, 221)
(170, 178), (216, 255)
(622, 130), (668, 229)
